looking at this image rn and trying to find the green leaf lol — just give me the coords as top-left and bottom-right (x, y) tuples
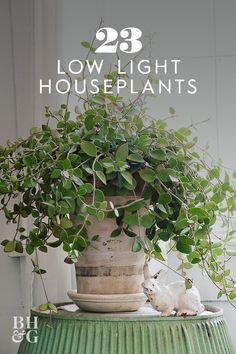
(47, 240), (62, 248)
(87, 206), (97, 215)
(152, 251), (165, 261)
(30, 127), (41, 135)
(96, 171), (106, 185)
(115, 143), (128, 161)
(125, 200), (144, 212)
(169, 175), (179, 183)
(206, 201), (216, 211)
(1, 239), (9, 246)
(208, 167), (220, 180)
(215, 274), (223, 282)
(4, 240), (16, 252)
(81, 141), (97, 157)
(39, 245), (48, 253)
(140, 214), (155, 228)
(169, 107), (175, 115)
(123, 228), (136, 237)
(132, 239), (142, 252)
(139, 168), (156, 183)
(188, 251), (201, 263)
(51, 169), (61, 179)
(226, 249), (236, 257)
(121, 171), (133, 185)
(137, 135), (151, 147)
(71, 171), (82, 185)
(53, 225), (68, 240)
(57, 159), (71, 170)
(154, 244), (162, 254)
(0, 181), (9, 194)
(78, 186), (87, 196)
(107, 95), (117, 102)
(178, 127), (191, 137)
(50, 128), (60, 139)
(97, 210), (105, 222)
(111, 228), (122, 238)
(150, 149), (166, 161)
(85, 115), (94, 130)
(229, 292), (236, 300)
(91, 235), (99, 241)
(26, 244), (34, 255)
(158, 193), (172, 204)
(48, 303), (58, 312)
(157, 204), (167, 214)
(227, 197), (234, 207)
(11, 176), (17, 183)
(95, 189), (105, 202)
(189, 207), (209, 221)
(127, 153), (144, 163)
(84, 183), (93, 193)
(158, 231), (170, 241)
(81, 41), (91, 48)
(183, 262), (193, 269)
(213, 248), (223, 257)
(123, 214), (139, 226)
(63, 179), (72, 190)
(158, 168), (176, 182)
(64, 256), (74, 264)
(176, 240), (192, 254)
(39, 303), (48, 311)
(74, 235), (87, 249)
(185, 279), (193, 289)
(23, 156), (33, 168)
(15, 242), (23, 253)
(145, 237), (153, 251)
(61, 217), (73, 229)
(178, 236), (195, 246)
(175, 216), (188, 231)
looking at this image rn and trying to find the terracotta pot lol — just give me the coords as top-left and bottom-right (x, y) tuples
(71, 196), (146, 312)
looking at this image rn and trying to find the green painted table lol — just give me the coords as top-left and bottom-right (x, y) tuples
(18, 303), (235, 354)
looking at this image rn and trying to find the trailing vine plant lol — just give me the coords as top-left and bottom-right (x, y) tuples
(1, 25), (236, 310)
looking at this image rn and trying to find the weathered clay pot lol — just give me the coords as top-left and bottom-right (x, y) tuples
(71, 196), (146, 312)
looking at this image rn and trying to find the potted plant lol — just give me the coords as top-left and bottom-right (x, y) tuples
(1, 46), (236, 314)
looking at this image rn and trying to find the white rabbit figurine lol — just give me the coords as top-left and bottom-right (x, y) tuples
(142, 265), (205, 317)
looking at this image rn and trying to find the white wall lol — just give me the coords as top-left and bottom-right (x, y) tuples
(0, 0), (35, 353)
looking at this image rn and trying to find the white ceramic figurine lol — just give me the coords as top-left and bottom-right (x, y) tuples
(142, 265), (205, 317)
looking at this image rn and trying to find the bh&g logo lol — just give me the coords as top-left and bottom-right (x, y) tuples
(12, 316), (38, 344)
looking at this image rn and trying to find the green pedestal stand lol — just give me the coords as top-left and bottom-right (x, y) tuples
(18, 303), (235, 354)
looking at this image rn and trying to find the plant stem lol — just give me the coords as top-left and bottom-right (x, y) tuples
(35, 249), (49, 303)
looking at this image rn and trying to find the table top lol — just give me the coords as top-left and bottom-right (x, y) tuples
(31, 302), (223, 322)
